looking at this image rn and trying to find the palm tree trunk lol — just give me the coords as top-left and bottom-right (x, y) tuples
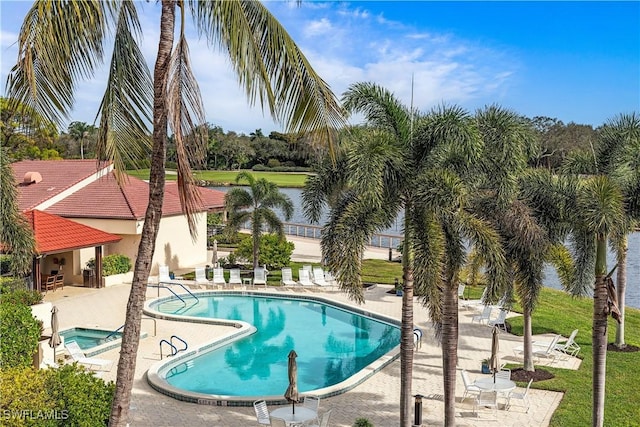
(615, 237), (627, 348)
(442, 279), (458, 427)
(109, 2), (174, 426)
(252, 213), (261, 269)
(592, 237), (608, 427)
(523, 307), (535, 371)
(399, 217), (414, 427)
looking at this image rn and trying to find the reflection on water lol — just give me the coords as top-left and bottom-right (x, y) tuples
(157, 295), (400, 396)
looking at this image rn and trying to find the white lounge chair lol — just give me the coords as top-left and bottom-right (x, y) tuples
(472, 305), (492, 324)
(229, 268), (242, 286)
(280, 268), (297, 286)
(555, 329), (580, 357)
(298, 268), (315, 287)
(312, 267), (332, 289)
(194, 267), (212, 288)
(324, 271), (337, 287)
(212, 267), (227, 287)
(487, 309), (508, 331)
(532, 334), (562, 362)
(507, 378), (533, 413)
(458, 283), (466, 300)
(302, 264), (314, 282)
(66, 341), (113, 371)
(253, 267), (268, 288)
(461, 287), (488, 310)
(158, 265), (184, 285)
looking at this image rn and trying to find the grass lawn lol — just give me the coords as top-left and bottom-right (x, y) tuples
(126, 169), (311, 188)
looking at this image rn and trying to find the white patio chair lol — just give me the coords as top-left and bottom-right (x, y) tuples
(298, 269), (315, 287)
(212, 267), (227, 287)
(532, 334), (562, 363)
(65, 341), (113, 372)
(324, 271), (336, 287)
(471, 305), (492, 324)
(487, 309), (508, 331)
(253, 267), (268, 288)
(306, 409), (332, 427)
(507, 378), (533, 413)
(280, 267), (297, 286)
(461, 369), (481, 400)
(253, 399), (272, 426)
(494, 368), (511, 380)
(194, 267), (212, 288)
(474, 390), (498, 419)
(302, 395), (320, 424)
(229, 268), (242, 286)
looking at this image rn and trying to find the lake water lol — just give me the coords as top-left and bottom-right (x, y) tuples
(213, 186), (640, 309)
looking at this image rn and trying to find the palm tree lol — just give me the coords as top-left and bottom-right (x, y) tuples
(225, 172), (293, 268)
(0, 148), (36, 278)
(5, 2), (344, 425)
(67, 121), (96, 159)
(304, 82), (417, 426)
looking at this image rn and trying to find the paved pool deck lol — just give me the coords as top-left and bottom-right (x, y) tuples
(43, 277), (578, 427)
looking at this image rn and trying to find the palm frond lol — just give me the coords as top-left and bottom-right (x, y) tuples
(167, 26), (207, 238)
(96, 0), (153, 178)
(6, 0), (108, 125)
(192, 0), (345, 153)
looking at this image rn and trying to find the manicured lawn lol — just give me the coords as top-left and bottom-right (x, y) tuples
(126, 169), (311, 188)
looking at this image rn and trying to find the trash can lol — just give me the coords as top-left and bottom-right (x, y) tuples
(83, 269), (95, 288)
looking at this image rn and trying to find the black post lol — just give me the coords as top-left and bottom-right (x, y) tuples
(388, 247), (393, 261)
(413, 394), (423, 426)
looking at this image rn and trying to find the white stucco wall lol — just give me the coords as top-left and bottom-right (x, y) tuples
(152, 213), (208, 274)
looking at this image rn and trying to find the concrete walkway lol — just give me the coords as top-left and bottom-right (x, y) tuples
(42, 275), (575, 427)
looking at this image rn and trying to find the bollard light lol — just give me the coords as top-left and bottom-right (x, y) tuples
(413, 394), (424, 426)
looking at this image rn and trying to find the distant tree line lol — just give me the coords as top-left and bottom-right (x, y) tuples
(0, 97), (606, 173)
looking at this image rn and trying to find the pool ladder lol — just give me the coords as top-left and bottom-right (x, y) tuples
(159, 335), (188, 359)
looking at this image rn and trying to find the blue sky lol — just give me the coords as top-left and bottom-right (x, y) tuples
(1, 1), (638, 134)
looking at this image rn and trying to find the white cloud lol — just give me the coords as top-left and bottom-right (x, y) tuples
(304, 18), (333, 37)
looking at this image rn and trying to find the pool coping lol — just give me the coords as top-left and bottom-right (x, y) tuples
(143, 290), (401, 407)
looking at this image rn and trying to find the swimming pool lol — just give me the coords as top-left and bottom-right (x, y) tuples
(145, 292), (400, 404)
(59, 327), (123, 357)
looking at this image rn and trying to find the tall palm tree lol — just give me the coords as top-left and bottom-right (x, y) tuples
(304, 82), (416, 426)
(5, 2), (344, 425)
(225, 172), (293, 268)
(67, 121), (96, 159)
(0, 148), (36, 277)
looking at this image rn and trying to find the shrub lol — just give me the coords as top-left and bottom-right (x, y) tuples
(353, 419), (374, 427)
(235, 233), (294, 269)
(251, 164), (268, 171)
(87, 254), (131, 276)
(0, 301), (41, 368)
(45, 364), (115, 426)
(0, 365), (115, 427)
(0, 285), (43, 306)
(267, 158), (281, 168)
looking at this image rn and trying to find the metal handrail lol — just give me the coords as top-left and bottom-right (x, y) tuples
(141, 316), (157, 337)
(104, 324), (124, 340)
(156, 282), (200, 304)
(149, 285), (186, 305)
(159, 339), (178, 359)
(170, 335), (188, 353)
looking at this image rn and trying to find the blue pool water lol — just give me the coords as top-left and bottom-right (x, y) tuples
(152, 295), (400, 396)
(59, 327), (122, 351)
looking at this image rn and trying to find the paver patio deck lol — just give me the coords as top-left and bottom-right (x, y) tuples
(43, 277), (574, 427)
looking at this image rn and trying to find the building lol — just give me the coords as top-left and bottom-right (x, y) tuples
(11, 160), (225, 290)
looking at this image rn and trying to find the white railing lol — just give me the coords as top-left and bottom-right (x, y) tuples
(282, 222), (402, 249)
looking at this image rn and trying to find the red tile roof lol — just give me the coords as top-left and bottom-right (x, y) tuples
(12, 160), (226, 220)
(24, 210), (121, 254)
(11, 160), (112, 211)
(46, 172), (226, 219)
